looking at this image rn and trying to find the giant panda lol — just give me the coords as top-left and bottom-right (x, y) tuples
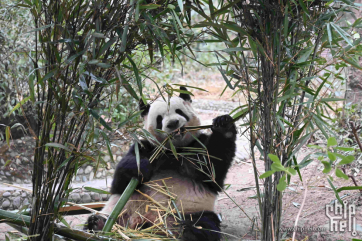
(85, 87), (237, 241)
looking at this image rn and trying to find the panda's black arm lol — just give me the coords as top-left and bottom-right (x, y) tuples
(110, 140), (154, 195)
(192, 115), (237, 192)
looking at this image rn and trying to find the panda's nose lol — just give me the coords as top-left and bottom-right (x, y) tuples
(167, 120), (179, 130)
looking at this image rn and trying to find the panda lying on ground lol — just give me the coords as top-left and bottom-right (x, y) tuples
(85, 87), (236, 241)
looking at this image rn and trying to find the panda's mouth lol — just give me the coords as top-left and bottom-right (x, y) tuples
(171, 126), (186, 138)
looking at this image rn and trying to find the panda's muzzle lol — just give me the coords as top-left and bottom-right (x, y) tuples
(171, 125), (186, 138)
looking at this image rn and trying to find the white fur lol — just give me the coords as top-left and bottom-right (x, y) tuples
(144, 97), (201, 147)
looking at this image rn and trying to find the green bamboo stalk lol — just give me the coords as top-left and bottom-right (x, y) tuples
(102, 177), (139, 232)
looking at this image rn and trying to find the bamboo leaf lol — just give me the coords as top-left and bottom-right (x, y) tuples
(338, 155), (354, 165)
(9, 96), (31, 115)
(45, 143), (71, 152)
(327, 178), (343, 205)
(84, 187), (110, 195)
(327, 137), (337, 147)
(259, 170), (275, 179)
(89, 109), (112, 131)
(126, 54), (143, 95)
(335, 168), (349, 180)
(337, 186), (362, 193)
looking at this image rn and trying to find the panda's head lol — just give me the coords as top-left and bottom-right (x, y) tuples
(139, 87), (201, 147)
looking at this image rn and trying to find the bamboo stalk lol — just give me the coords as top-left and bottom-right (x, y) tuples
(102, 177), (139, 232)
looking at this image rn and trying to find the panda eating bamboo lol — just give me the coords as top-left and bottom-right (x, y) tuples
(85, 87), (237, 241)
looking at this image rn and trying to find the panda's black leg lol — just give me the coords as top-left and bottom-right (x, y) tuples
(84, 214), (107, 232)
(180, 211), (221, 241)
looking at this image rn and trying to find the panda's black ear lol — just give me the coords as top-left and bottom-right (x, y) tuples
(139, 99), (150, 117)
(179, 86), (192, 103)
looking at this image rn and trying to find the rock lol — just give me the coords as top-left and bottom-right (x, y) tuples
(22, 157), (29, 163)
(106, 162), (111, 169)
(89, 172), (94, 181)
(109, 169), (115, 174)
(85, 166), (93, 174)
(103, 155), (111, 162)
(0, 159), (4, 165)
(96, 172), (102, 178)
(115, 150), (121, 155)
(91, 193), (100, 201)
(24, 179), (31, 184)
(78, 168), (84, 175)
(13, 196), (21, 209)
(10, 152), (17, 157)
(116, 156), (122, 161)
(16, 178), (22, 184)
(21, 192), (27, 198)
(82, 176), (88, 182)
(3, 192), (11, 198)
(81, 193), (91, 203)
(5, 172), (11, 177)
(0, 170), (4, 175)
(102, 170), (106, 176)
(101, 194), (109, 201)
(98, 168), (104, 172)
(76, 176), (81, 182)
(13, 191), (20, 197)
(69, 193), (81, 203)
(2, 199), (11, 209)
(16, 159), (21, 165)
(23, 198), (29, 206)
(112, 155), (116, 161)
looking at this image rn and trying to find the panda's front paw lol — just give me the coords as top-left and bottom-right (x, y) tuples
(84, 214), (106, 232)
(212, 115), (236, 138)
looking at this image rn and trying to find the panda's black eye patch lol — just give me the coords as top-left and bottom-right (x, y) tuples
(176, 109), (189, 121)
(156, 115), (163, 129)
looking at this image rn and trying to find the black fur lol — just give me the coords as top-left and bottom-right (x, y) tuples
(180, 211), (221, 241)
(139, 99), (150, 117)
(179, 86), (192, 102)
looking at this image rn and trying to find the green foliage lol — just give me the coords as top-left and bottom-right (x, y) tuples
(190, 0), (362, 240)
(19, 0), (198, 239)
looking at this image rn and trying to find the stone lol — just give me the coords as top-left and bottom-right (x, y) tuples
(106, 162), (111, 169)
(101, 194), (109, 201)
(21, 192), (27, 198)
(2, 199), (10, 209)
(98, 168), (104, 172)
(103, 155), (111, 162)
(112, 155), (116, 161)
(0, 170), (4, 176)
(5, 172), (11, 177)
(22, 157), (29, 163)
(69, 193), (81, 203)
(10, 152), (17, 157)
(81, 193), (91, 203)
(16, 159), (21, 165)
(91, 193), (100, 201)
(109, 169), (115, 174)
(96, 172), (102, 178)
(16, 178), (22, 184)
(13, 196), (21, 209)
(85, 166), (93, 174)
(13, 191), (20, 197)
(116, 156), (122, 161)
(102, 170), (106, 176)
(24, 179), (31, 184)
(89, 172), (94, 181)
(0, 159), (4, 165)
(116, 150), (121, 155)
(82, 176), (88, 182)
(76, 176), (81, 182)
(23, 198), (29, 206)
(3, 192), (11, 198)
(78, 168), (84, 175)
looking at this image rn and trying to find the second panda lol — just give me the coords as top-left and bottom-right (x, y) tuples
(86, 87), (237, 241)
